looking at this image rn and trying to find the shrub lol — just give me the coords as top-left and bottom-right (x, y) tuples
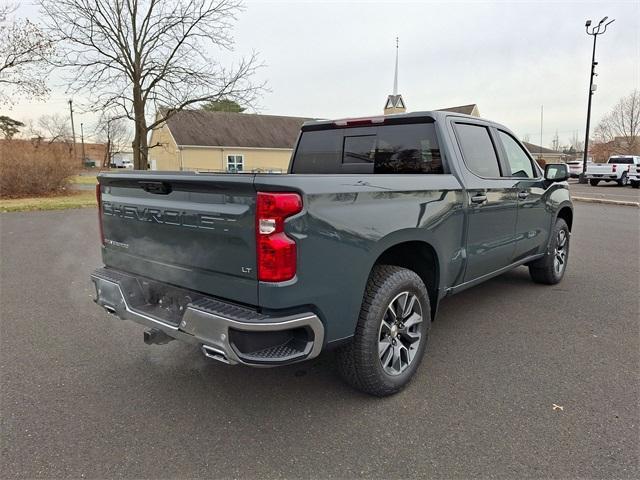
(0, 139), (78, 198)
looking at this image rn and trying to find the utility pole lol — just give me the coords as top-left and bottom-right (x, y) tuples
(80, 122), (86, 165)
(68, 99), (77, 162)
(539, 105), (544, 160)
(579, 16), (615, 183)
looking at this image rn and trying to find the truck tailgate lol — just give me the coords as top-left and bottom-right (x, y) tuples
(587, 164), (613, 174)
(98, 173), (258, 305)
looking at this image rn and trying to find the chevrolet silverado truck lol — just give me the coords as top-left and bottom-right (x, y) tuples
(91, 111), (573, 396)
(585, 155), (640, 186)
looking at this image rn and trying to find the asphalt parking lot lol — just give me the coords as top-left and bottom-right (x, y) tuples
(569, 180), (640, 202)
(1, 204), (639, 479)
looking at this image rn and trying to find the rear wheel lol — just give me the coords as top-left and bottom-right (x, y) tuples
(589, 179), (600, 186)
(529, 218), (570, 285)
(631, 180), (640, 189)
(618, 172), (629, 186)
(336, 265), (431, 397)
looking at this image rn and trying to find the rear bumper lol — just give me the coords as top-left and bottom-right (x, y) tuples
(90, 268), (324, 366)
(586, 173), (617, 180)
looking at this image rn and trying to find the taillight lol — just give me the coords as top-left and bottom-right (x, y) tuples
(96, 183), (105, 245)
(612, 164), (617, 172)
(256, 192), (302, 282)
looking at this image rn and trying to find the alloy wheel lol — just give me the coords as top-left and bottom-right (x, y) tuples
(377, 291), (423, 376)
(554, 229), (568, 276)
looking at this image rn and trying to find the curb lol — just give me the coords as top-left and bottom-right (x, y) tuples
(572, 196), (640, 207)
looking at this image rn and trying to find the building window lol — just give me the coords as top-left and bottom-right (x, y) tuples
(227, 154), (244, 172)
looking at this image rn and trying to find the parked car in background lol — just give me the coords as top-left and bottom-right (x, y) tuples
(110, 152), (134, 169)
(567, 160), (585, 178)
(110, 158), (133, 169)
(90, 111), (573, 396)
(628, 162), (640, 189)
(585, 155), (640, 186)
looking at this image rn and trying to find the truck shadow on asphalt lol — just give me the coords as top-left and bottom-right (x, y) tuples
(114, 266), (548, 408)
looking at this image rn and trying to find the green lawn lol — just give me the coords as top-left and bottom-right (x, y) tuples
(0, 191), (97, 212)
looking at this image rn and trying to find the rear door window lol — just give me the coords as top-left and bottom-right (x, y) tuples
(453, 123), (501, 178)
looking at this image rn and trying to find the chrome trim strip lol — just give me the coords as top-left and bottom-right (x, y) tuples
(90, 274), (180, 331)
(91, 271), (324, 366)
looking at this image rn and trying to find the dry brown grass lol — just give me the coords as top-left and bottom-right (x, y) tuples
(0, 139), (78, 198)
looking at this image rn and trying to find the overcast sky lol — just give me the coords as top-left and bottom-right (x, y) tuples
(7, 0), (639, 147)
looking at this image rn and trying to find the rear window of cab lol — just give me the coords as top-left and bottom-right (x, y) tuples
(291, 122), (444, 174)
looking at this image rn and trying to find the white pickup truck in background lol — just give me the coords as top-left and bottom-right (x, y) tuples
(585, 155), (640, 186)
(628, 162), (640, 189)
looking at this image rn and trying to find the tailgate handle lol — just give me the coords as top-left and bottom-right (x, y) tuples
(139, 181), (172, 195)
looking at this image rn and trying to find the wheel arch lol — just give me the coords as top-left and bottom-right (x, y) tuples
(371, 240), (440, 320)
(557, 204), (573, 231)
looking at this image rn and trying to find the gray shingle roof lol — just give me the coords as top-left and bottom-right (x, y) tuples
(437, 104), (479, 115)
(165, 110), (314, 148)
(522, 142), (560, 155)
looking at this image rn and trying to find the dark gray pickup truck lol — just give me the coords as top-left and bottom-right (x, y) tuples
(91, 111), (573, 396)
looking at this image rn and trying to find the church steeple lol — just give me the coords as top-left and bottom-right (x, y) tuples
(384, 37), (406, 115)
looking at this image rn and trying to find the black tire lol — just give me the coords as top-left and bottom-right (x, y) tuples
(336, 265), (431, 397)
(589, 179), (600, 186)
(618, 172), (628, 186)
(631, 180), (640, 189)
(529, 218), (570, 285)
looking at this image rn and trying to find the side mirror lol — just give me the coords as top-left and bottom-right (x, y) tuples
(545, 163), (569, 182)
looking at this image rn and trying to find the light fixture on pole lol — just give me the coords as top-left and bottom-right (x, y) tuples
(578, 16), (614, 184)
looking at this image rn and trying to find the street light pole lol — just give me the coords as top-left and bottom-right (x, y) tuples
(579, 16), (615, 184)
(80, 122), (86, 165)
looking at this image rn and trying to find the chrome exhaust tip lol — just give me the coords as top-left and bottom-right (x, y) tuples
(103, 305), (117, 315)
(201, 345), (230, 364)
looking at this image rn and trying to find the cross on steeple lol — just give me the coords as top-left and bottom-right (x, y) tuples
(393, 36), (399, 95)
(384, 36), (406, 115)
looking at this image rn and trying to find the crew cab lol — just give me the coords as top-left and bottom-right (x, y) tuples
(585, 155), (640, 186)
(91, 111), (573, 396)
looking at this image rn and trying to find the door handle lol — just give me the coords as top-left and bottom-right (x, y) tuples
(518, 191), (529, 200)
(470, 194), (487, 204)
(139, 181), (172, 195)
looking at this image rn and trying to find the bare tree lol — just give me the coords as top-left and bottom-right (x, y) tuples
(95, 115), (131, 167)
(569, 130), (584, 153)
(551, 130), (559, 152)
(0, 2), (16, 19)
(0, 2), (54, 104)
(40, 0), (263, 169)
(28, 113), (73, 143)
(593, 90), (640, 154)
